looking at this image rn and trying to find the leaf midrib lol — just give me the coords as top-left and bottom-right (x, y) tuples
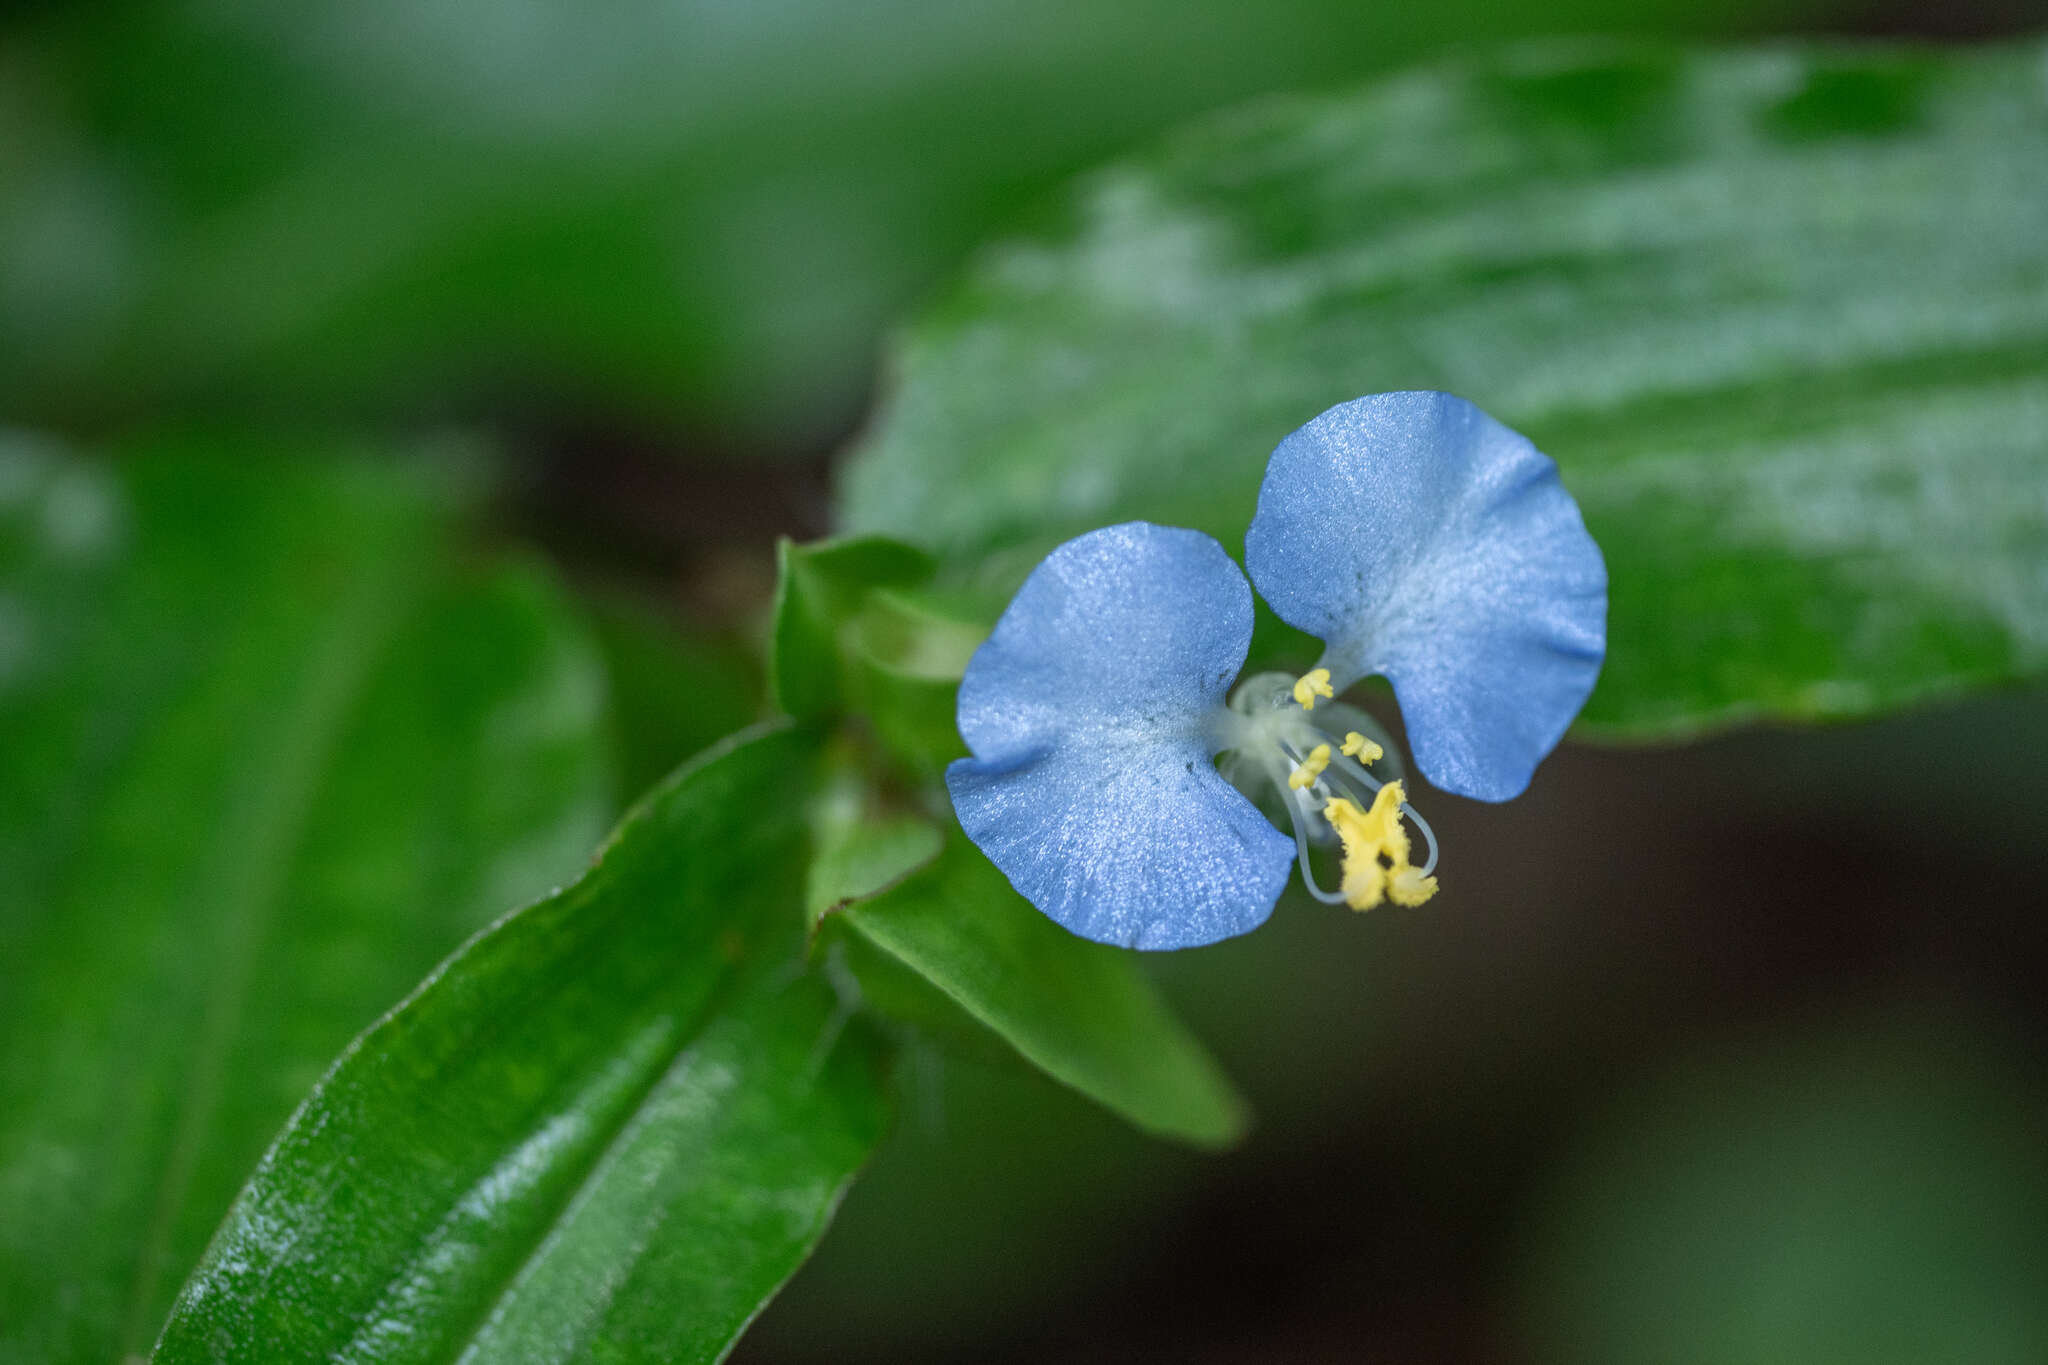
(433, 965), (762, 1365)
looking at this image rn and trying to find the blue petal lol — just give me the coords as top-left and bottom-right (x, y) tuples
(1244, 392), (1607, 802)
(946, 522), (1294, 949)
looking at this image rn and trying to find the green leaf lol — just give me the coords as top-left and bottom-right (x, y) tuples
(770, 535), (976, 775)
(152, 724), (893, 1364)
(805, 813), (945, 929)
(839, 42), (2048, 737)
(831, 834), (1249, 1149)
(839, 589), (980, 774)
(803, 813), (1017, 1070)
(0, 438), (614, 1364)
(770, 535), (933, 722)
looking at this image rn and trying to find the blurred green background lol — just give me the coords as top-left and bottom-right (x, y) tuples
(4, 0), (2046, 1361)
(0, 0), (1877, 443)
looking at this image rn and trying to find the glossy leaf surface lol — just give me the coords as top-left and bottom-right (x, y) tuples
(840, 42), (2048, 736)
(153, 725), (892, 1364)
(0, 441), (613, 1364)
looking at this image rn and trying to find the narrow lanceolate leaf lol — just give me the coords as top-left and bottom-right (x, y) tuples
(831, 834), (1249, 1149)
(0, 439), (613, 1365)
(153, 725), (892, 1365)
(838, 41), (2048, 737)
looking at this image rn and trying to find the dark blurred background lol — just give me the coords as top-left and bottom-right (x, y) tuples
(6, 0), (2046, 1360)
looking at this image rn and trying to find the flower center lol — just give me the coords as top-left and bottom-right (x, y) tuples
(1213, 671), (1439, 911)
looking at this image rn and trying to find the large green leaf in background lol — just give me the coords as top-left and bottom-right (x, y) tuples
(153, 725), (891, 1365)
(0, 0), (1845, 438)
(840, 41), (2048, 737)
(0, 440), (614, 1363)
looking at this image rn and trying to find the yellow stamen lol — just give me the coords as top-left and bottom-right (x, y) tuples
(1389, 866), (1439, 907)
(1322, 795), (1383, 910)
(1287, 743), (1331, 791)
(1322, 780), (1436, 911)
(1292, 667), (1335, 710)
(1340, 731), (1383, 764)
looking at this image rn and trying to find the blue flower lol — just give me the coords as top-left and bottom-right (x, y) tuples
(946, 392), (1607, 950)
(945, 522), (1295, 950)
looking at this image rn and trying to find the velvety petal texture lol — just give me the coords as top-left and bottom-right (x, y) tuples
(946, 522), (1293, 949)
(1245, 392), (1606, 802)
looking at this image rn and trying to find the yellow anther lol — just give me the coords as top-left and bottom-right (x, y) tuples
(1340, 731), (1383, 765)
(1292, 668), (1335, 710)
(1322, 780), (1436, 911)
(1287, 743), (1331, 791)
(1389, 866), (1439, 907)
(1323, 796), (1386, 910)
